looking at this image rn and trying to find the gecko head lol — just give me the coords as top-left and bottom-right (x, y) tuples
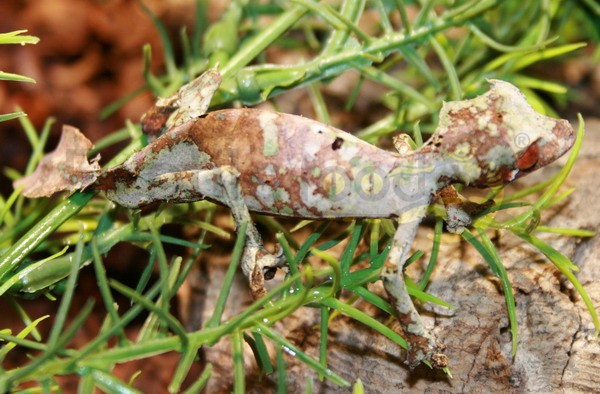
(426, 79), (575, 187)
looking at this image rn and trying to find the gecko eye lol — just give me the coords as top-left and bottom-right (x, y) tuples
(516, 143), (539, 171)
(263, 266), (278, 280)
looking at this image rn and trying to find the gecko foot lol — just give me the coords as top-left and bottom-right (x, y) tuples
(445, 200), (494, 234)
(430, 343), (448, 369)
(243, 245), (286, 299)
(438, 186), (494, 234)
(381, 269), (446, 369)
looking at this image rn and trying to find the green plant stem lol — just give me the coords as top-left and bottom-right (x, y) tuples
(0, 191), (95, 283)
(215, 0), (498, 105)
(205, 221), (247, 328)
(232, 330), (245, 394)
(220, 5), (308, 79)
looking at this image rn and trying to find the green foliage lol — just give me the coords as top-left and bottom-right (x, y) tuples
(1, 0), (598, 391)
(0, 30), (38, 122)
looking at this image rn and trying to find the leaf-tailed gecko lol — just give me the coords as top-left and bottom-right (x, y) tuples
(16, 72), (575, 368)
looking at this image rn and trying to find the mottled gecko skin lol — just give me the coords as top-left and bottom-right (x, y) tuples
(95, 80), (574, 369)
(100, 109), (434, 216)
(98, 80), (573, 217)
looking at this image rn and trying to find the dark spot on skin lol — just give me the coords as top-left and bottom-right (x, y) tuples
(317, 129), (323, 134)
(332, 137), (344, 150)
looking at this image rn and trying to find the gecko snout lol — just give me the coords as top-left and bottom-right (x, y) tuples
(545, 118), (576, 163)
(510, 117), (575, 183)
(529, 118), (574, 167)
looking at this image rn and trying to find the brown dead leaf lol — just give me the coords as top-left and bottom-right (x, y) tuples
(14, 125), (100, 197)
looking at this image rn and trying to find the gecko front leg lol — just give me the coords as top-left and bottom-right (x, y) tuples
(438, 186), (494, 234)
(381, 208), (447, 369)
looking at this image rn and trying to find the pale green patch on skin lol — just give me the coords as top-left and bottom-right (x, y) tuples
(311, 167), (321, 177)
(477, 111), (493, 130)
(259, 111), (280, 156)
(274, 187), (290, 203)
(487, 121), (499, 136)
(280, 206), (294, 215)
(349, 156), (362, 167)
(459, 163), (483, 185)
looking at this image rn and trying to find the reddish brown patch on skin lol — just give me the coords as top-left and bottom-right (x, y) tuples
(498, 167), (516, 184)
(141, 105), (176, 138)
(250, 260), (267, 299)
(438, 185), (462, 205)
(95, 166), (137, 191)
(516, 143), (539, 171)
(147, 125), (194, 154)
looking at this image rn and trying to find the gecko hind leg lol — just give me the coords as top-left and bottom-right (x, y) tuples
(197, 167), (286, 299)
(381, 213), (447, 369)
(150, 167), (286, 299)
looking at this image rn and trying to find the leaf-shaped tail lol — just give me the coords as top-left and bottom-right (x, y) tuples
(13, 125), (101, 198)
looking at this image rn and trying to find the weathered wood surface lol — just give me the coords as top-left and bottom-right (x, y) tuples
(184, 118), (600, 393)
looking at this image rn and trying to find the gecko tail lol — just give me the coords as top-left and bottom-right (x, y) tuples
(13, 125), (101, 198)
